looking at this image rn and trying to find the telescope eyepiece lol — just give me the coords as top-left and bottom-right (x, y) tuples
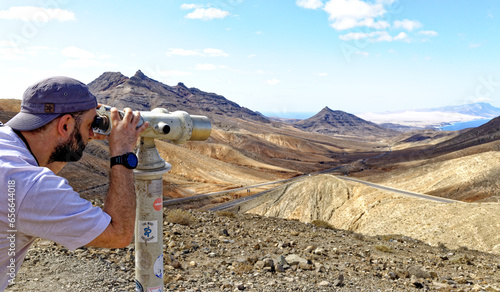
(92, 116), (110, 132)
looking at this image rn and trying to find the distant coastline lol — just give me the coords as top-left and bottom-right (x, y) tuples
(439, 118), (492, 131)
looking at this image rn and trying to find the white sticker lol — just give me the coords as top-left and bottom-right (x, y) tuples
(154, 254), (163, 279)
(138, 220), (158, 243)
(147, 287), (162, 292)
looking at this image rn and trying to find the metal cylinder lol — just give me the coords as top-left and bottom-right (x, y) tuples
(134, 137), (171, 292)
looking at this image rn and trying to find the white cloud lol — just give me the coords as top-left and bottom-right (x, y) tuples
(296, 0), (324, 9)
(0, 42), (51, 60)
(195, 63), (228, 71)
(394, 19), (422, 31)
(358, 111), (483, 127)
(471, 96), (492, 103)
(247, 54), (257, 58)
(267, 78), (281, 85)
(393, 32), (408, 41)
(418, 30), (438, 37)
(166, 48), (229, 57)
(316, 72), (329, 76)
(185, 8), (230, 20)
(323, 0), (387, 30)
(180, 4), (204, 10)
(339, 31), (407, 42)
(469, 43), (482, 49)
(0, 47), (26, 60)
(203, 48), (229, 57)
(0, 6), (75, 22)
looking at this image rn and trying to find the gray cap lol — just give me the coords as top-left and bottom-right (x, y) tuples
(6, 76), (98, 131)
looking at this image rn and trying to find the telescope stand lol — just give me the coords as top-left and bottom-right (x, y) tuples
(133, 137), (170, 292)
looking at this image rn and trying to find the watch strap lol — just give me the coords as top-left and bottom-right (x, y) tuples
(110, 152), (137, 169)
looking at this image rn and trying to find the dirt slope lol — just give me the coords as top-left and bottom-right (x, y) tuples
(243, 174), (500, 255)
(365, 148), (500, 202)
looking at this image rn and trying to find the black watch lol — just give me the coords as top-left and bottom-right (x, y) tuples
(110, 152), (138, 169)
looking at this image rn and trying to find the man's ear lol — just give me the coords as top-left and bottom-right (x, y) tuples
(56, 114), (76, 139)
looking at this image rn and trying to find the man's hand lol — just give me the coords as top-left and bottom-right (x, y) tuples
(108, 107), (148, 156)
(85, 107), (148, 248)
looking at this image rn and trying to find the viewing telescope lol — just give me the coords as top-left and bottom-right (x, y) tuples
(91, 106), (211, 290)
(92, 105), (211, 144)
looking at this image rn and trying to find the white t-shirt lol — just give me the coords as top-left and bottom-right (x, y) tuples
(0, 125), (111, 290)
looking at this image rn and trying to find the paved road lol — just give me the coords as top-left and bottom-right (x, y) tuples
(337, 176), (461, 203)
(163, 177), (298, 207)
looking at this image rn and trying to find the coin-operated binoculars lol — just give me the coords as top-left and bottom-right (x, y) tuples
(93, 106), (211, 291)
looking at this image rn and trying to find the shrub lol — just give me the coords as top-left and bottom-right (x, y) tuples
(233, 262), (253, 274)
(216, 211), (236, 218)
(311, 220), (336, 230)
(374, 245), (393, 253)
(166, 209), (196, 226)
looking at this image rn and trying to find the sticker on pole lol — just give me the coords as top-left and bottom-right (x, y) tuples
(138, 220), (158, 243)
(154, 254), (163, 278)
(153, 197), (162, 211)
(147, 287), (162, 292)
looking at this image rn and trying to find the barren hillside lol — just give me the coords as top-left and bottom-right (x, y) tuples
(0, 99), (20, 123)
(241, 174), (500, 255)
(363, 149), (500, 202)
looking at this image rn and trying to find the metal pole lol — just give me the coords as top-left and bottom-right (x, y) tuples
(134, 137), (171, 292)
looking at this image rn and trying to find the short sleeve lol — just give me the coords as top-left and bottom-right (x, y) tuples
(17, 171), (111, 250)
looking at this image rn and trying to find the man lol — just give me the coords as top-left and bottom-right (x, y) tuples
(0, 76), (148, 290)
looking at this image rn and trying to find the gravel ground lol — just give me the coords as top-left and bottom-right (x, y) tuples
(7, 209), (500, 292)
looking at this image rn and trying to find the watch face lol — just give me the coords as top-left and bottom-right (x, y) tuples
(126, 153), (138, 167)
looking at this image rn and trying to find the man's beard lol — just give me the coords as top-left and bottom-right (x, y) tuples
(48, 126), (86, 163)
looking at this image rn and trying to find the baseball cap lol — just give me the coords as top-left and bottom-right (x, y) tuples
(6, 76), (98, 131)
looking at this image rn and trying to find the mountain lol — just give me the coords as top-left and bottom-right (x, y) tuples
(433, 115), (500, 153)
(422, 102), (500, 118)
(88, 70), (269, 124)
(293, 107), (399, 138)
(358, 102), (500, 130)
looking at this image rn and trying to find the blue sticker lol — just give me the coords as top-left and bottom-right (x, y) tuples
(154, 254), (164, 279)
(135, 279), (144, 292)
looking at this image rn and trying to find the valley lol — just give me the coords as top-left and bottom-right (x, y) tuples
(1, 71), (499, 290)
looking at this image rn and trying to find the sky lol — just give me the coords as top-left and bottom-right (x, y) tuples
(1, 0), (500, 117)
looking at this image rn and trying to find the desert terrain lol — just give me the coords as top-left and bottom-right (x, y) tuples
(1, 71), (499, 291)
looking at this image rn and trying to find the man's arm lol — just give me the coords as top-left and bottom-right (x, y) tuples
(86, 108), (147, 248)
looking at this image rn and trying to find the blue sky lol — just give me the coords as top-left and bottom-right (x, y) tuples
(1, 0), (499, 117)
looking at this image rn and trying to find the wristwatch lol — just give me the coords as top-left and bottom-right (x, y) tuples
(110, 152), (138, 169)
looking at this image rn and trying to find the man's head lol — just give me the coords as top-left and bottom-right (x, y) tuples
(6, 76), (97, 131)
(6, 77), (98, 163)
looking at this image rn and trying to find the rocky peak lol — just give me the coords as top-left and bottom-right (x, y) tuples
(133, 70), (147, 80)
(87, 70), (270, 124)
(176, 82), (188, 89)
(87, 71), (128, 92)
